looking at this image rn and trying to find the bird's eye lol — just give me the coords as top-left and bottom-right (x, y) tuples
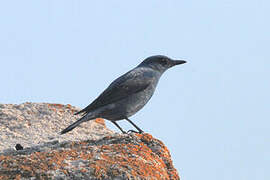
(161, 59), (168, 65)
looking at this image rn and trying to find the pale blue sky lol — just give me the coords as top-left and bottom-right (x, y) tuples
(0, 1), (269, 179)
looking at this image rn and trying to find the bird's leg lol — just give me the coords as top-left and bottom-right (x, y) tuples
(111, 121), (127, 134)
(125, 118), (144, 134)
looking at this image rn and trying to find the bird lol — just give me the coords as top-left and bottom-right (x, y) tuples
(60, 55), (186, 134)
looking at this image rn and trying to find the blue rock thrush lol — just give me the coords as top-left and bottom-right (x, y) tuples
(60, 55), (186, 134)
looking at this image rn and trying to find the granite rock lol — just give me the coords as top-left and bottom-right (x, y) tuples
(0, 103), (179, 179)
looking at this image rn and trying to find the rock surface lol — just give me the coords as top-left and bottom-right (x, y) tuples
(0, 103), (179, 179)
(0, 102), (114, 152)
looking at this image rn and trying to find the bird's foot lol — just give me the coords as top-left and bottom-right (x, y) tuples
(127, 129), (144, 134)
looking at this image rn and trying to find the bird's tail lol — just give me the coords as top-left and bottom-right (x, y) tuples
(60, 114), (94, 135)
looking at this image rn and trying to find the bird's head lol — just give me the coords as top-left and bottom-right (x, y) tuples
(138, 55), (186, 73)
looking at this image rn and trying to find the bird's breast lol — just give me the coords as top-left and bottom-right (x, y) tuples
(123, 83), (157, 117)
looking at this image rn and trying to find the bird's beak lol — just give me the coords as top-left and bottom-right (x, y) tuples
(171, 60), (187, 66)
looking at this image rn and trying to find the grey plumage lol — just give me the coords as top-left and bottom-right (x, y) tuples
(60, 55), (186, 134)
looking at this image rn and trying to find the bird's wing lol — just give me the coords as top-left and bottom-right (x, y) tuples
(75, 68), (154, 115)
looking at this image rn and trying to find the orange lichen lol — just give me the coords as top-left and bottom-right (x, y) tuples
(0, 134), (179, 179)
(48, 104), (64, 109)
(94, 118), (106, 126)
(80, 169), (87, 173)
(47, 103), (78, 114)
(15, 175), (21, 180)
(84, 142), (170, 179)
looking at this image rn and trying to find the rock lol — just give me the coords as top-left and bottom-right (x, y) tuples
(0, 103), (179, 179)
(0, 102), (114, 152)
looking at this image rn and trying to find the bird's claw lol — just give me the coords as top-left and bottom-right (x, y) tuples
(127, 130), (144, 134)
